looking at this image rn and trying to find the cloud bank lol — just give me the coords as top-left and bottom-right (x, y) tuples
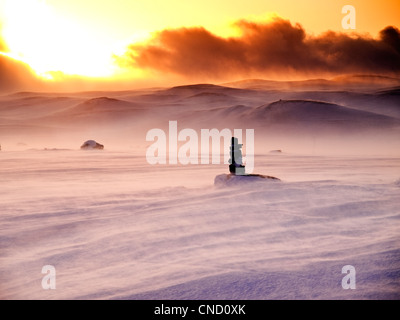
(119, 18), (400, 80)
(0, 29), (44, 93)
(0, 53), (42, 93)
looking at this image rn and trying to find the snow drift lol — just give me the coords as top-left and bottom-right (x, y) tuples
(0, 151), (399, 299)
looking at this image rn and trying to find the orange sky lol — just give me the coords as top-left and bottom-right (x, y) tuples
(0, 0), (399, 89)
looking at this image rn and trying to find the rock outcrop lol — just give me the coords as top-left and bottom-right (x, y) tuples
(80, 140), (104, 150)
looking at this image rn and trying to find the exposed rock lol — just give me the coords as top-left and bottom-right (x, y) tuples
(214, 173), (280, 187)
(80, 140), (104, 150)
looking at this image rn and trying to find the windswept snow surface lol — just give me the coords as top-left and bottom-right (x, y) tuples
(1, 76), (400, 299)
(1, 150), (399, 299)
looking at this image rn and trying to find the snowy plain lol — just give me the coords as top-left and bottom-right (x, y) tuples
(1, 150), (399, 299)
(0, 75), (400, 299)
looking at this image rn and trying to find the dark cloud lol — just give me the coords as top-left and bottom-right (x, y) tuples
(0, 30), (39, 92)
(119, 18), (400, 79)
(379, 26), (400, 53)
(0, 51), (41, 93)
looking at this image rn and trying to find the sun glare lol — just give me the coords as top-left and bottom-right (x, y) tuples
(1, 0), (121, 79)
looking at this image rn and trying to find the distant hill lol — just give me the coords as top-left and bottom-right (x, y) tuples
(224, 74), (400, 91)
(247, 99), (400, 132)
